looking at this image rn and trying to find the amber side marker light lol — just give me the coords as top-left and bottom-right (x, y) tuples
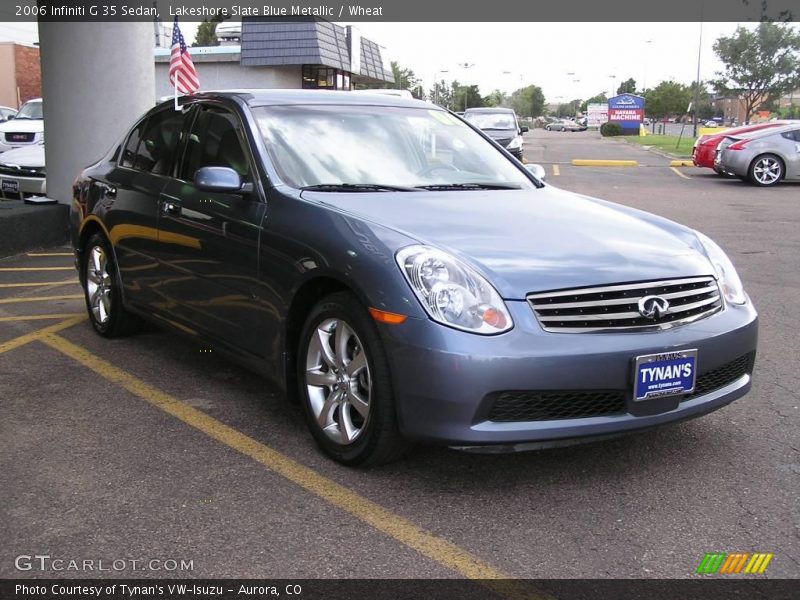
(368, 307), (408, 324)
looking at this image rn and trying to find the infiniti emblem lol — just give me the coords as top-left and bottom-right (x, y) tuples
(638, 295), (670, 320)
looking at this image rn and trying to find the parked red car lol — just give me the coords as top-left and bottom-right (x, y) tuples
(693, 122), (787, 173)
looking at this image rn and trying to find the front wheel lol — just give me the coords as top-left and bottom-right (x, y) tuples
(297, 292), (411, 466)
(82, 233), (142, 337)
(748, 154), (784, 187)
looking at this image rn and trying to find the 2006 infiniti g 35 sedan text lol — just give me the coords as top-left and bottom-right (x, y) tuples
(70, 91), (758, 465)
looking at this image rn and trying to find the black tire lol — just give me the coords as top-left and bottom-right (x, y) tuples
(82, 233), (142, 337)
(545, 125), (551, 131)
(748, 154), (784, 187)
(297, 292), (411, 466)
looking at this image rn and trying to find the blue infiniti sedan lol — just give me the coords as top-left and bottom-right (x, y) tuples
(70, 91), (757, 465)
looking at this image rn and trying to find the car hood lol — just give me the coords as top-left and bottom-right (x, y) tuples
(301, 186), (713, 299)
(0, 119), (43, 133)
(0, 144), (45, 167)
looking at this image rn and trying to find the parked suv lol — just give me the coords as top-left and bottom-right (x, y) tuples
(0, 98), (44, 153)
(462, 107), (526, 159)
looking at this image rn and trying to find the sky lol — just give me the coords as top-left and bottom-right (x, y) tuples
(0, 21), (772, 101)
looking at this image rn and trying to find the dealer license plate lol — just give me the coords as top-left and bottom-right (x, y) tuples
(1, 179), (19, 193)
(634, 349), (697, 401)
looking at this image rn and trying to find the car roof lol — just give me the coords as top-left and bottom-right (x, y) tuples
(729, 123), (799, 139)
(168, 89), (434, 110)
(463, 107), (515, 114)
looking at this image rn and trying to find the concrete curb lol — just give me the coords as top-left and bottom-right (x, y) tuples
(0, 200), (69, 257)
(571, 159), (638, 167)
(670, 160), (694, 167)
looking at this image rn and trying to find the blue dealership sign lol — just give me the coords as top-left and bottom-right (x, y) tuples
(608, 94), (645, 134)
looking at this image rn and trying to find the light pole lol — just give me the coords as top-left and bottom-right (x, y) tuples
(457, 62), (475, 111)
(642, 39), (653, 93)
(692, 19), (704, 137)
(609, 75), (617, 98)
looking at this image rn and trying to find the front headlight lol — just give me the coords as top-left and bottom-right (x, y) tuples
(396, 245), (513, 334)
(696, 232), (747, 305)
(507, 136), (522, 150)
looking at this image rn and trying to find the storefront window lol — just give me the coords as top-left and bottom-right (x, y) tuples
(302, 65), (352, 90)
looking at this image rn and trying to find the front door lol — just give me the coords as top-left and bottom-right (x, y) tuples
(155, 104), (268, 359)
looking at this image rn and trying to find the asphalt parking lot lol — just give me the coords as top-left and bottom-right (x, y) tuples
(1, 129), (798, 584)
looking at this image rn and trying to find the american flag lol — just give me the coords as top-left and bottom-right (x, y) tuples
(169, 17), (199, 95)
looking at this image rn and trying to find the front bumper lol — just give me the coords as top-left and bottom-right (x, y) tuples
(507, 146), (523, 159)
(0, 173), (46, 199)
(380, 299), (758, 446)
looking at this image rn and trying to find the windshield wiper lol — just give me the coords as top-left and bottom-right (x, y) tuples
(300, 183), (420, 192)
(415, 182), (522, 191)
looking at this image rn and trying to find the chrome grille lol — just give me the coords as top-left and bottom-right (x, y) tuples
(527, 276), (722, 333)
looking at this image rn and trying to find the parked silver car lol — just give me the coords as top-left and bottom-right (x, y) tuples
(545, 119), (586, 132)
(718, 123), (800, 186)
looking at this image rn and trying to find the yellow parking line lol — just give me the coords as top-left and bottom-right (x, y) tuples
(0, 266), (74, 272)
(0, 294), (83, 305)
(552, 164), (560, 176)
(0, 315), (85, 354)
(26, 252), (73, 257)
(0, 280), (79, 288)
(0, 313), (83, 323)
(571, 159), (638, 167)
(39, 332), (548, 600)
(670, 167), (691, 180)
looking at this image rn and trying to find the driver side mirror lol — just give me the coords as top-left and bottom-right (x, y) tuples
(194, 166), (251, 194)
(519, 125), (529, 133)
(525, 163), (546, 181)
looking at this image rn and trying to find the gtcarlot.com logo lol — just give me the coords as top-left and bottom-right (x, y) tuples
(14, 555), (194, 572)
(697, 552), (773, 574)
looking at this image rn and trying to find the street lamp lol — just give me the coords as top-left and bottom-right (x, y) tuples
(457, 62), (475, 111)
(609, 75), (617, 97)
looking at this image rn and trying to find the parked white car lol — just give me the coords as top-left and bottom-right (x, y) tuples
(0, 143), (46, 199)
(0, 98), (44, 153)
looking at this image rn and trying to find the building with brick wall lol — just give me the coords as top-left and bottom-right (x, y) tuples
(0, 42), (42, 109)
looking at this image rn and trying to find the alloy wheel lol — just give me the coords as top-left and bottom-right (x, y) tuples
(752, 157), (782, 185)
(85, 245), (112, 324)
(304, 318), (371, 445)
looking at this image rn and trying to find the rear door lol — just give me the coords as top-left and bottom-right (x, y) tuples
(101, 107), (189, 310)
(155, 102), (268, 358)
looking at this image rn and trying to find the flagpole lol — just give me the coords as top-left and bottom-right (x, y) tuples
(174, 77), (179, 111)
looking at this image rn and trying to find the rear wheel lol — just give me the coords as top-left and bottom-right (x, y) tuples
(82, 233), (142, 337)
(748, 154), (784, 187)
(297, 292), (411, 466)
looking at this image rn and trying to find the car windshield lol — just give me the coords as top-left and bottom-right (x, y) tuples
(15, 101), (43, 120)
(253, 105), (534, 190)
(463, 112), (517, 130)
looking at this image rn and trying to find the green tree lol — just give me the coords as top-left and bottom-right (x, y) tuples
(644, 81), (692, 118)
(429, 80), (453, 109)
(451, 81), (485, 111)
(712, 22), (800, 121)
(509, 85), (546, 118)
(616, 77), (637, 95)
(580, 93), (608, 112)
(193, 16), (224, 47)
(484, 89), (508, 107)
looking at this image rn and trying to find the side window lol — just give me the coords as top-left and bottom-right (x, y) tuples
(180, 106), (251, 183)
(120, 120), (146, 168)
(134, 109), (186, 175)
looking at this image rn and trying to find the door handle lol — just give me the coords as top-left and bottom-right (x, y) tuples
(164, 202), (181, 216)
